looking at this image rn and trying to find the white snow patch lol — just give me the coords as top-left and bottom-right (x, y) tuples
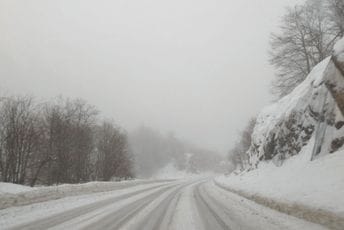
(334, 37), (344, 62)
(216, 139), (344, 215)
(204, 181), (326, 230)
(0, 182), (36, 194)
(0, 179), (165, 209)
(334, 37), (344, 55)
(0, 182), (172, 229)
(254, 57), (330, 137)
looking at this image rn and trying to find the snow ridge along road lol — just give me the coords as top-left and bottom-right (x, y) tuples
(0, 178), (328, 230)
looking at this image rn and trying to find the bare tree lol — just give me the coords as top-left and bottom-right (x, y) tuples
(68, 99), (98, 183)
(28, 109), (52, 186)
(270, 0), (341, 98)
(95, 121), (133, 181)
(0, 96), (40, 184)
(327, 0), (344, 37)
(38, 98), (97, 184)
(228, 118), (256, 171)
(0, 94), (134, 186)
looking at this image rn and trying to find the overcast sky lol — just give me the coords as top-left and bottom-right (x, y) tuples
(0, 0), (302, 154)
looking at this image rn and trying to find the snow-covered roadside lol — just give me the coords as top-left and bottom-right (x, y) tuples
(215, 140), (344, 229)
(0, 182), (174, 229)
(0, 179), (172, 209)
(0, 183), (36, 194)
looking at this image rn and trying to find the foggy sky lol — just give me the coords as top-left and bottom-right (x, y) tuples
(0, 0), (302, 154)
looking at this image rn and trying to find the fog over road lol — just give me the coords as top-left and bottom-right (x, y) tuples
(1, 178), (325, 230)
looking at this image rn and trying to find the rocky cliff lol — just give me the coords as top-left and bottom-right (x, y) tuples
(247, 38), (344, 169)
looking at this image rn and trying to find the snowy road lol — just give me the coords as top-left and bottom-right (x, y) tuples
(0, 178), (327, 230)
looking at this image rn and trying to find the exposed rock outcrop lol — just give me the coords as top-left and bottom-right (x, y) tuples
(247, 38), (344, 169)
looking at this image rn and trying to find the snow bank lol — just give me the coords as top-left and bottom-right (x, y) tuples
(0, 182), (174, 229)
(0, 179), (170, 209)
(216, 144), (344, 229)
(0, 183), (36, 195)
(218, 140), (344, 214)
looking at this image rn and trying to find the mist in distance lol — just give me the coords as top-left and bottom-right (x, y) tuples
(0, 0), (301, 154)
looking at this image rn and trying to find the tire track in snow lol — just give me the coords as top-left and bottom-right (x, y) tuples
(7, 182), (174, 230)
(193, 182), (231, 230)
(138, 180), (206, 230)
(82, 184), (178, 230)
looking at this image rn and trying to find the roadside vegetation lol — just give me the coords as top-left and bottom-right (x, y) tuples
(0, 95), (133, 186)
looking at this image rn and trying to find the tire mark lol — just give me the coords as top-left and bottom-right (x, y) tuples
(194, 183), (231, 230)
(83, 185), (177, 230)
(8, 183), (173, 230)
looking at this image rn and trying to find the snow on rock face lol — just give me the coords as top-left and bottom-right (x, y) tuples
(334, 37), (344, 58)
(327, 38), (344, 115)
(248, 38), (344, 169)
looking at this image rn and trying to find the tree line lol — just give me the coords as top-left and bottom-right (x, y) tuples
(228, 118), (256, 171)
(0, 95), (133, 186)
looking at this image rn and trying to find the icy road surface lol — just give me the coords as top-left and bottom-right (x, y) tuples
(0, 178), (326, 230)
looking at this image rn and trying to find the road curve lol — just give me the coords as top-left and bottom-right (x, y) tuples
(1, 178), (327, 230)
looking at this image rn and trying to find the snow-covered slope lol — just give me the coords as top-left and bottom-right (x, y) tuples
(0, 179), (169, 209)
(0, 182), (36, 195)
(216, 141), (344, 229)
(247, 37), (344, 169)
(218, 38), (344, 230)
(218, 138), (344, 215)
